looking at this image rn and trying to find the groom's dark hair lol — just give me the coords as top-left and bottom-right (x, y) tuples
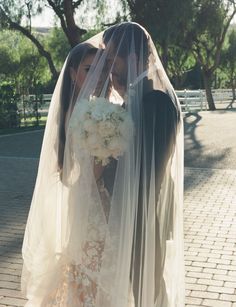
(103, 22), (149, 66)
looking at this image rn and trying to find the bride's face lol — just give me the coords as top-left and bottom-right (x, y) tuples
(70, 54), (95, 92)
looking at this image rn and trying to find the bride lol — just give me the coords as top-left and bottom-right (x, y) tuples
(21, 22), (185, 307)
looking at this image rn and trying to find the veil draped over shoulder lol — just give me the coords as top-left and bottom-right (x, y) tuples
(21, 22), (185, 307)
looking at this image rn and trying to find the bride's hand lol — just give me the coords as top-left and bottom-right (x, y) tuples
(93, 161), (104, 181)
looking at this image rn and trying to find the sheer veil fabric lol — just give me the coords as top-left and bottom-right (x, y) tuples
(21, 22), (185, 307)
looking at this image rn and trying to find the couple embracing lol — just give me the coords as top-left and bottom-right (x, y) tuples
(21, 22), (184, 307)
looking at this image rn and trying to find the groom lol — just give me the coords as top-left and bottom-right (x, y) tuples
(103, 22), (179, 305)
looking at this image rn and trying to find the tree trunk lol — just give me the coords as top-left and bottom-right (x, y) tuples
(231, 80), (236, 101)
(173, 74), (182, 89)
(161, 40), (169, 71)
(9, 21), (58, 80)
(63, 0), (84, 47)
(202, 70), (216, 111)
(0, 7), (58, 80)
(47, 0), (86, 48)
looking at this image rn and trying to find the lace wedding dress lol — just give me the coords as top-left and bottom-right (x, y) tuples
(42, 177), (111, 307)
(22, 22), (184, 307)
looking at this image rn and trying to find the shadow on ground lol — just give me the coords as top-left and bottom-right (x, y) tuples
(184, 111), (231, 190)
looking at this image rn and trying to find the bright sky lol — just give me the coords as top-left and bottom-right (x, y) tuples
(31, 5), (236, 28)
(31, 7), (55, 28)
(31, 1), (123, 28)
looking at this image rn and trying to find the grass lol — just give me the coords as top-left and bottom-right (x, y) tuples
(20, 116), (47, 126)
(0, 116), (47, 135)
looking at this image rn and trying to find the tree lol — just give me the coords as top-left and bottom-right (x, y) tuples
(184, 0), (236, 110)
(0, 29), (54, 126)
(46, 0), (86, 46)
(0, 0), (126, 80)
(125, 0), (236, 110)
(0, 82), (20, 128)
(167, 46), (196, 89)
(0, 0), (88, 80)
(221, 29), (236, 105)
(124, 0), (197, 91)
(0, 0), (58, 79)
(46, 27), (71, 70)
(45, 27), (102, 71)
(0, 30), (50, 94)
(125, 0), (194, 70)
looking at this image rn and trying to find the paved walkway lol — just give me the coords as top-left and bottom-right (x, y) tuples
(184, 167), (236, 307)
(184, 110), (236, 169)
(0, 156), (37, 306)
(0, 110), (236, 306)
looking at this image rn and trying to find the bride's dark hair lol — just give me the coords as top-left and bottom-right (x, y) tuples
(58, 43), (98, 171)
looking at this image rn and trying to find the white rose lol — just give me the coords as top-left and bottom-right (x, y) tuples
(98, 121), (116, 137)
(91, 106), (104, 120)
(87, 134), (101, 149)
(108, 138), (120, 151)
(94, 148), (107, 158)
(83, 119), (96, 132)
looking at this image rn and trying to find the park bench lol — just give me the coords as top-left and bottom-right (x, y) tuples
(211, 89), (234, 105)
(175, 89), (207, 112)
(176, 88), (235, 111)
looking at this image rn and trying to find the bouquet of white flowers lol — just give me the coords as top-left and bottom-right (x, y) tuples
(69, 97), (134, 165)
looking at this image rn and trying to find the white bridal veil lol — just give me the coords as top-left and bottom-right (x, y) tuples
(21, 22), (184, 307)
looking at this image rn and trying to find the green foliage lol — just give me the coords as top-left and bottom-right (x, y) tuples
(178, 0), (236, 108)
(126, 0), (235, 93)
(0, 0), (234, 98)
(45, 27), (103, 70)
(0, 29), (52, 127)
(22, 85), (45, 126)
(183, 64), (203, 89)
(0, 0), (24, 26)
(220, 29), (236, 89)
(167, 45), (196, 89)
(76, 0), (127, 29)
(125, 0), (195, 87)
(222, 29), (236, 68)
(185, 0), (235, 70)
(0, 81), (20, 128)
(0, 45), (18, 76)
(126, 0), (193, 47)
(0, 30), (50, 93)
(46, 27), (71, 69)
(81, 29), (103, 41)
(0, 0), (46, 28)
(194, 1), (225, 36)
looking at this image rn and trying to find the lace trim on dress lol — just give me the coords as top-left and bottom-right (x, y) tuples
(43, 178), (111, 306)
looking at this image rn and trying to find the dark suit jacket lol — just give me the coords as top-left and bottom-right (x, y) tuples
(102, 89), (179, 303)
(142, 90), (178, 199)
(133, 89), (179, 304)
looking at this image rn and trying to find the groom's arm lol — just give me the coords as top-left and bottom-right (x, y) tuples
(142, 90), (179, 300)
(143, 89), (179, 200)
(132, 90), (179, 302)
